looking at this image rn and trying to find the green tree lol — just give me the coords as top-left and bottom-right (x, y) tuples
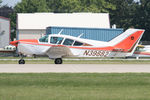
(109, 0), (136, 29)
(133, 0), (150, 41)
(109, 0), (150, 41)
(47, 0), (115, 13)
(46, 0), (82, 13)
(15, 0), (50, 13)
(80, 0), (115, 12)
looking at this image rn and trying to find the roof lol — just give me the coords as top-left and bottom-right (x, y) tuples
(0, 16), (10, 21)
(17, 13), (110, 30)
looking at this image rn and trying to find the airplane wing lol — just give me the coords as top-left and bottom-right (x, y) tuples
(46, 45), (73, 59)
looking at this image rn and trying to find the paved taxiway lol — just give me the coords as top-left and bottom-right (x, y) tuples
(0, 64), (150, 73)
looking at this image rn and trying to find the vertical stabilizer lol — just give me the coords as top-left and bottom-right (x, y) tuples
(109, 29), (145, 53)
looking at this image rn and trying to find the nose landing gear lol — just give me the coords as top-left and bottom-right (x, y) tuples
(18, 54), (25, 64)
(18, 59), (25, 64)
(54, 58), (63, 64)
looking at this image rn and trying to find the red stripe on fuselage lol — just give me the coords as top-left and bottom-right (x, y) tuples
(134, 52), (150, 56)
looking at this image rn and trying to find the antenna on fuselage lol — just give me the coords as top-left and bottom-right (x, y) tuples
(78, 33), (84, 38)
(58, 29), (63, 35)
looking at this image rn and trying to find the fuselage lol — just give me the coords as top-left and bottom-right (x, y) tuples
(16, 34), (114, 57)
(10, 29), (145, 59)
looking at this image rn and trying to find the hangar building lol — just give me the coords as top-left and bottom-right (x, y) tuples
(17, 13), (112, 40)
(46, 26), (123, 42)
(0, 16), (10, 48)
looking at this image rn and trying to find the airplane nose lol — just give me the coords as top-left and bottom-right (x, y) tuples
(10, 40), (18, 47)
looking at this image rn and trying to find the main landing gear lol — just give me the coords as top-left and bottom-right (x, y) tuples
(54, 58), (63, 64)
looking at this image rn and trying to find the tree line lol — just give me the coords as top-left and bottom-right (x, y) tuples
(0, 0), (150, 41)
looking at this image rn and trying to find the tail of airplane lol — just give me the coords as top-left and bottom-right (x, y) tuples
(109, 29), (145, 54)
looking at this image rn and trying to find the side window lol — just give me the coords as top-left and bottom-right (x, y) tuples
(50, 37), (64, 44)
(57, 37), (64, 44)
(73, 41), (83, 46)
(63, 39), (74, 46)
(39, 35), (48, 43)
(50, 37), (57, 44)
(135, 47), (146, 52)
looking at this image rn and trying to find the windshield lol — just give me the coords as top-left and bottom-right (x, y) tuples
(39, 35), (48, 42)
(50, 37), (64, 44)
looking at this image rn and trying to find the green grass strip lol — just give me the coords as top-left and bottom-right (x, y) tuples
(0, 73), (150, 100)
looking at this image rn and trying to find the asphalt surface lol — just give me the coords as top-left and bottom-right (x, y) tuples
(0, 64), (150, 73)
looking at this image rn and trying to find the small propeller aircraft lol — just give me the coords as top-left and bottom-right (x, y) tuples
(133, 45), (150, 58)
(10, 29), (144, 64)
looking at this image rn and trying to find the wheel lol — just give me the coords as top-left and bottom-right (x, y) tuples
(18, 59), (25, 64)
(54, 58), (63, 64)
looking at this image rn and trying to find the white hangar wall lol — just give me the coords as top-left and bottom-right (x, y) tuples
(0, 16), (10, 48)
(17, 13), (110, 40)
(18, 29), (45, 39)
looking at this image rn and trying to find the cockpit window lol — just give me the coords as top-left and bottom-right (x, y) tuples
(63, 38), (74, 46)
(50, 37), (64, 44)
(39, 35), (48, 42)
(73, 41), (83, 46)
(135, 47), (145, 52)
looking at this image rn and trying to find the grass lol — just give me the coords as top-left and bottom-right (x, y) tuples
(0, 73), (150, 100)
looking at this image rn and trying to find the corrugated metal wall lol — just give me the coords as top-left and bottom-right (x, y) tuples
(46, 26), (123, 42)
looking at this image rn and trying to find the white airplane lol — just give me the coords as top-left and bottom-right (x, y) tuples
(10, 29), (144, 64)
(132, 45), (150, 58)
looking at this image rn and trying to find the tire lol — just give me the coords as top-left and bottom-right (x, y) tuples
(54, 58), (63, 64)
(18, 59), (25, 64)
